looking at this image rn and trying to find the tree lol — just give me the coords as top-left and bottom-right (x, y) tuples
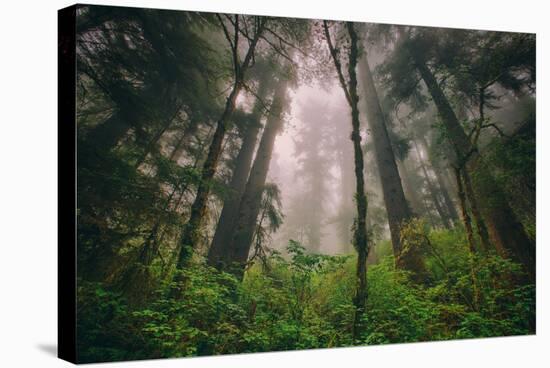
(207, 69), (273, 266)
(357, 34), (428, 276)
(220, 76), (290, 274)
(77, 8), (217, 156)
(412, 43), (534, 280)
(323, 20), (368, 339)
(382, 27), (535, 280)
(176, 15), (267, 270)
(75, 7), (221, 284)
(290, 98), (334, 252)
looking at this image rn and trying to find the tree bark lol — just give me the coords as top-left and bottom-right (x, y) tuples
(454, 168), (481, 309)
(423, 165), (452, 229)
(337, 144), (355, 252)
(358, 52), (411, 250)
(413, 142), (452, 229)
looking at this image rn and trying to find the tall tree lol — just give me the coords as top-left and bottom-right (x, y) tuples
(207, 74), (272, 266)
(323, 21), (368, 339)
(75, 7), (220, 283)
(412, 49), (535, 280)
(357, 38), (427, 274)
(176, 15), (267, 269)
(223, 77), (289, 273)
(383, 28), (535, 280)
(430, 156), (460, 225)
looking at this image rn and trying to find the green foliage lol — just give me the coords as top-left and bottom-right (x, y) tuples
(77, 234), (534, 362)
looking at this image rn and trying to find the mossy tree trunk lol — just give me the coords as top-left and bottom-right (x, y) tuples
(324, 21), (369, 340)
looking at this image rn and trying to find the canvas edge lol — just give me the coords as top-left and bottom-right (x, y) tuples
(58, 3), (78, 364)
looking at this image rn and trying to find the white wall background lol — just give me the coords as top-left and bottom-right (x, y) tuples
(0, 0), (547, 366)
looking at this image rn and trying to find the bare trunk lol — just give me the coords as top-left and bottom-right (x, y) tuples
(454, 168), (481, 309)
(337, 145), (355, 252)
(433, 164), (460, 224)
(174, 19), (265, 273)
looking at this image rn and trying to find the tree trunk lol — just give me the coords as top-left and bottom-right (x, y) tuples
(176, 83), (243, 269)
(454, 168), (475, 253)
(174, 19), (265, 273)
(424, 166), (452, 229)
(307, 178), (324, 252)
(358, 48), (426, 277)
(414, 57), (535, 281)
(207, 82), (269, 267)
(343, 23), (368, 341)
(222, 80), (288, 274)
(462, 169), (491, 252)
(454, 168), (481, 309)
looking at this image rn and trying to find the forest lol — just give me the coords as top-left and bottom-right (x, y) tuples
(74, 5), (536, 363)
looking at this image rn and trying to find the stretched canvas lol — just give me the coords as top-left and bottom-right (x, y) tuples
(58, 3), (536, 364)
